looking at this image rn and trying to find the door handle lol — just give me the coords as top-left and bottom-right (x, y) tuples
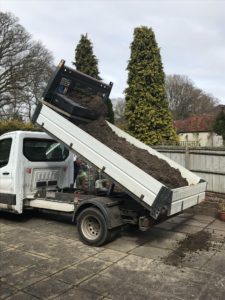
(2, 172), (10, 175)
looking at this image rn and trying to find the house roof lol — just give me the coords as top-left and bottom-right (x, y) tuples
(174, 105), (225, 133)
(174, 114), (216, 133)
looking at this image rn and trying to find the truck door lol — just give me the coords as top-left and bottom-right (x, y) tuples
(0, 137), (15, 206)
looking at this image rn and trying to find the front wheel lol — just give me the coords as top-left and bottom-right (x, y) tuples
(77, 207), (110, 246)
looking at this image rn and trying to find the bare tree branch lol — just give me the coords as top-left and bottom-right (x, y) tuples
(166, 74), (219, 120)
(0, 11), (54, 120)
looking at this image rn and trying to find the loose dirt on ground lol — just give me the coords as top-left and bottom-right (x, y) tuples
(70, 93), (188, 189)
(164, 231), (213, 266)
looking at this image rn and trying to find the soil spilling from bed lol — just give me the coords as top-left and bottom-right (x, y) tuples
(164, 231), (212, 266)
(69, 93), (188, 189)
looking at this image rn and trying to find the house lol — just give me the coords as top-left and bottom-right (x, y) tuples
(174, 105), (224, 147)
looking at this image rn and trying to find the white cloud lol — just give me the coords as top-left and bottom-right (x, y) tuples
(1, 0), (225, 103)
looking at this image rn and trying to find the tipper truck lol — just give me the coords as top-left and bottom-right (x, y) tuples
(0, 60), (207, 246)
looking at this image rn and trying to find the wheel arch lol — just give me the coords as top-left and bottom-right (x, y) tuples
(73, 197), (123, 229)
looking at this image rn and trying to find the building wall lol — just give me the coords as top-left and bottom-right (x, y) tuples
(178, 132), (223, 147)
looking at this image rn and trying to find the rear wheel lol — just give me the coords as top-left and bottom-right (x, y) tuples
(77, 207), (110, 246)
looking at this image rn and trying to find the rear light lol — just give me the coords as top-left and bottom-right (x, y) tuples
(25, 168), (32, 174)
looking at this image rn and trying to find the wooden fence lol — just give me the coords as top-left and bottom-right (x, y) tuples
(154, 146), (225, 194)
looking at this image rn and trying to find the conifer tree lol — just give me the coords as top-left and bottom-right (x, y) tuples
(125, 26), (178, 145)
(73, 34), (114, 123)
(105, 98), (114, 123)
(213, 110), (225, 144)
(73, 33), (100, 79)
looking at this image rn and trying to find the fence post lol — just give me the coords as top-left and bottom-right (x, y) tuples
(185, 146), (190, 169)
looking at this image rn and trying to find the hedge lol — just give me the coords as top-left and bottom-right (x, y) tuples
(0, 120), (40, 136)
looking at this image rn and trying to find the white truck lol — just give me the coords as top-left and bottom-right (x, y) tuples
(0, 60), (207, 246)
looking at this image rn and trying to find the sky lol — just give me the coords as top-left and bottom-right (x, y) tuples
(1, 0), (225, 104)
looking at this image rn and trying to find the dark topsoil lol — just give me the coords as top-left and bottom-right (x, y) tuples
(164, 231), (213, 266)
(70, 93), (188, 189)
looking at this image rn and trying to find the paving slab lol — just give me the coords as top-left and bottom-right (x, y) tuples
(104, 237), (139, 252)
(190, 214), (215, 223)
(150, 228), (187, 241)
(0, 229), (45, 248)
(28, 258), (73, 276)
(165, 215), (192, 224)
(206, 219), (225, 231)
(52, 265), (95, 285)
(53, 257), (111, 285)
(93, 249), (127, 263)
(198, 275), (225, 300)
(204, 228), (225, 240)
(202, 251), (225, 276)
(0, 282), (17, 299)
(0, 224), (17, 233)
(121, 226), (187, 245)
(177, 249), (215, 269)
(0, 263), (25, 278)
(100, 263), (135, 282)
(5, 291), (40, 300)
(178, 218), (210, 228)
(154, 221), (178, 231)
(0, 249), (46, 269)
(144, 261), (214, 285)
(54, 287), (102, 300)
(1, 210), (225, 300)
(130, 244), (173, 260)
(0, 240), (15, 252)
(1, 267), (47, 289)
(80, 274), (121, 297)
(160, 280), (203, 300)
(168, 214), (214, 225)
(23, 277), (72, 299)
(145, 292), (181, 300)
(105, 280), (154, 300)
(113, 254), (154, 271)
(75, 257), (112, 273)
(221, 242), (225, 250)
(172, 224), (203, 234)
(142, 237), (178, 250)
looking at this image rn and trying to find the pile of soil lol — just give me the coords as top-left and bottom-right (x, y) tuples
(81, 117), (188, 189)
(68, 92), (108, 117)
(69, 93), (188, 189)
(164, 231), (212, 266)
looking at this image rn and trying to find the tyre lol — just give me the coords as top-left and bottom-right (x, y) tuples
(77, 207), (110, 246)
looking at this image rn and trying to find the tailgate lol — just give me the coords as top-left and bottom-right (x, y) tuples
(169, 181), (207, 216)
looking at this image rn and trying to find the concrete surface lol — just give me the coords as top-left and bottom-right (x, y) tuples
(0, 210), (225, 300)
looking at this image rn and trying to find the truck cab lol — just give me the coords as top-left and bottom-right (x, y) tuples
(0, 131), (74, 213)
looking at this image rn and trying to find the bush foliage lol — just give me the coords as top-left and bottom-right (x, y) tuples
(213, 111), (225, 144)
(0, 120), (39, 136)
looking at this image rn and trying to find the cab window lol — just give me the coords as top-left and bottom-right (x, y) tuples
(0, 138), (12, 168)
(23, 138), (69, 162)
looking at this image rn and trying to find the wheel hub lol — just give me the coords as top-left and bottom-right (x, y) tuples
(82, 216), (101, 240)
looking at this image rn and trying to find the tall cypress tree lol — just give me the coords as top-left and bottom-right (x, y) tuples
(125, 26), (177, 145)
(73, 34), (114, 123)
(73, 34), (100, 79)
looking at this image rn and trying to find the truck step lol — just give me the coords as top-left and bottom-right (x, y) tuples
(28, 199), (74, 212)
